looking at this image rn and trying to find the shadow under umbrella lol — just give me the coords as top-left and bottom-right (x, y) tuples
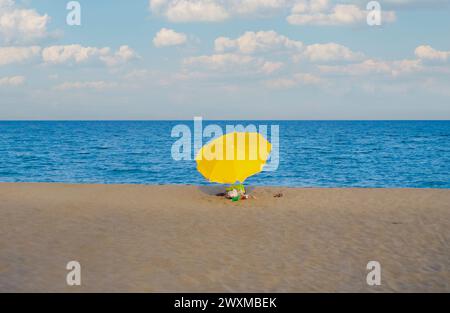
(197, 184), (255, 196)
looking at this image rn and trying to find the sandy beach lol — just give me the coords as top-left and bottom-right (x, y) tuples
(0, 183), (449, 292)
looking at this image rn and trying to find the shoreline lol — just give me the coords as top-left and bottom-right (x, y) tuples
(1, 183), (449, 292)
(2, 181), (448, 189)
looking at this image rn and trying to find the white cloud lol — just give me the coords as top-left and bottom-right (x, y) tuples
(261, 61), (284, 74)
(294, 73), (322, 84)
(159, 70), (211, 86)
(183, 52), (286, 77)
(183, 53), (256, 70)
(215, 30), (302, 54)
(152, 0), (229, 22)
(0, 0), (50, 43)
(291, 0), (328, 13)
(54, 81), (118, 91)
(0, 46), (41, 66)
(295, 42), (364, 62)
(211, 31), (363, 77)
(213, 31), (359, 64)
(287, 0), (396, 26)
(149, 0), (168, 11)
(0, 0), (13, 8)
(124, 69), (153, 80)
(318, 59), (423, 76)
(0, 75), (25, 86)
(42, 45), (110, 64)
(153, 28), (187, 47)
(265, 73), (322, 89)
(148, 0), (400, 25)
(264, 77), (297, 89)
(0, 44), (137, 68)
(149, 0), (293, 22)
(231, 0), (289, 15)
(100, 45), (138, 66)
(187, 29), (370, 82)
(415, 45), (450, 62)
(42, 45), (137, 67)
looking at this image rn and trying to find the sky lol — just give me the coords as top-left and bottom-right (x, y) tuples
(0, 0), (449, 120)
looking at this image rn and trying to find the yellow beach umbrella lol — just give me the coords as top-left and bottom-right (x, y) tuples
(196, 132), (272, 184)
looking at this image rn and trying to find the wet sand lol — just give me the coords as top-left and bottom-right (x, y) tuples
(0, 183), (449, 292)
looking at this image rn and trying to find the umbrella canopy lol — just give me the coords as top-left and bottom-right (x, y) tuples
(196, 132), (272, 184)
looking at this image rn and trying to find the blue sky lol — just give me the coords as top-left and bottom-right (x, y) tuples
(0, 0), (449, 119)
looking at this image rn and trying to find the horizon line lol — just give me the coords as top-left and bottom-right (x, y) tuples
(1, 119), (450, 122)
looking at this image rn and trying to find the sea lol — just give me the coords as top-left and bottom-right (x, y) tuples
(0, 120), (449, 188)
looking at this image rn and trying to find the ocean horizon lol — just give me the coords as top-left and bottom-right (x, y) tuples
(1, 120), (449, 188)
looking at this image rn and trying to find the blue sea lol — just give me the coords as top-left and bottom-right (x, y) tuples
(0, 121), (449, 188)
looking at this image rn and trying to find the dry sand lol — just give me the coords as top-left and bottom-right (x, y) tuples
(0, 183), (449, 292)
